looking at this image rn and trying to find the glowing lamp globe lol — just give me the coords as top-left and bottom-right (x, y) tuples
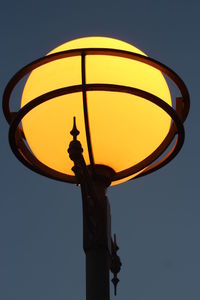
(21, 37), (171, 184)
(3, 36), (189, 185)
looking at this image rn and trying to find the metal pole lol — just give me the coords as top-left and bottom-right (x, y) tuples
(81, 178), (111, 300)
(86, 249), (110, 300)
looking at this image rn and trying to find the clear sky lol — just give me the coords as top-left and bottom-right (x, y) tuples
(0, 1), (199, 300)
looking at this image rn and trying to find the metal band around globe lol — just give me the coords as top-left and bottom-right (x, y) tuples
(8, 83), (184, 183)
(3, 48), (190, 124)
(3, 48), (189, 183)
(81, 53), (95, 170)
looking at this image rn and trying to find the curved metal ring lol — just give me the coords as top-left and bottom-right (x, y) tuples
(3, 48), (190, 124)
(3, 48), (189, 183)
(8, 83), (184, 183)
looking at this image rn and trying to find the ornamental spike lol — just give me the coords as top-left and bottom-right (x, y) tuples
(70, 116), (80, 140)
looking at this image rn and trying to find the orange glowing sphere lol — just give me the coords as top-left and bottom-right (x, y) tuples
(21, 37), (171, 185)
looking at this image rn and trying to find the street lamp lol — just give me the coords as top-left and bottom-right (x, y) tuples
(3, 36), (190, 300)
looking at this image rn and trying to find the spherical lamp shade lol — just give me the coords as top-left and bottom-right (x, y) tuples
(20, 37), (171, 185)
(3, 36), (189, 185)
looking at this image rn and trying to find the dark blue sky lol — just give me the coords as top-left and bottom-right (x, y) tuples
(0, 1), (199, 299)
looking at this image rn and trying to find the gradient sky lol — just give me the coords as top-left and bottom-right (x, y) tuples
(0, 1), (199, 300)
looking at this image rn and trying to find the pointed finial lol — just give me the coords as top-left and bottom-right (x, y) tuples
(70, 116), (80, 140)
(112, 276), (119, 296)
(110, 233), (122, 296)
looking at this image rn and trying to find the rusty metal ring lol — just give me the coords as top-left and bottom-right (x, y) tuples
(8, 83), (184, 183)
(3, 48), (189, 183)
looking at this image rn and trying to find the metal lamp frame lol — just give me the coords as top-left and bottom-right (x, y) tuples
(2, 48), (190, 184)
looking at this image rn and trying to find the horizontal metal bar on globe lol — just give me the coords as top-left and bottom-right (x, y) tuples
(8, 83), (184, 183)
(3, 48), (189, 125)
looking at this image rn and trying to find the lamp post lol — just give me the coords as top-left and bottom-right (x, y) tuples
(2, 37), (190, 299)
